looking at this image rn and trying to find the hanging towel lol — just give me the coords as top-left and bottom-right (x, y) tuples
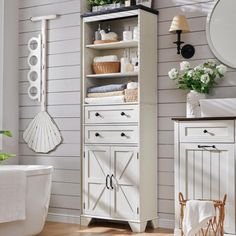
(183, 200), (215, 236)
(87, 90), (124, 98)
(0, 170), (26, 223)
(87, 84), (127, 94)
(85, 96), (125, 104)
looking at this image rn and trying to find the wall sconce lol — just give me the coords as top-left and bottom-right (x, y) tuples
(169, 15), (195, 59)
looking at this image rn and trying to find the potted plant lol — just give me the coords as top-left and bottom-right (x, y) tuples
(168, 60), (227, 117)
(0, 131), (15, 161)
(87, 0), (124, 12)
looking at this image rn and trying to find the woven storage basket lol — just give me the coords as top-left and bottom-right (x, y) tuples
(125, 89), (138, 102)
(93, 62), (120, 74)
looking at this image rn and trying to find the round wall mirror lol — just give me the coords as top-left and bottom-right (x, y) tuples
(206, 0), (236, 68)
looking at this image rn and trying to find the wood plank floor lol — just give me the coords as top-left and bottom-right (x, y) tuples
(38, 221), (174, 236)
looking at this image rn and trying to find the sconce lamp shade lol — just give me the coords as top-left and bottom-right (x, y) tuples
(169, 15), (190, 33)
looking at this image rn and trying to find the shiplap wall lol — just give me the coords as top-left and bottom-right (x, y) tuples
(19, 0), (81, 223)
(18, 0), (236, 228)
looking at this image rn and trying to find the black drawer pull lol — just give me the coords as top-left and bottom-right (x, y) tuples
(106, 175), (110, 190)
(95, 112), (100, 117)
(110, 174), (114, 189)
(203, 130), (208, 133)
(198, 145), (216, 149)
(95, 133), (100, 137)
(121, 112), (126, 116)
(121, 133), (126, 137)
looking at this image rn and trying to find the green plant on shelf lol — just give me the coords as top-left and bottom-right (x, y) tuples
(87, 0), (123, 6)
(0, 131), (15, 161)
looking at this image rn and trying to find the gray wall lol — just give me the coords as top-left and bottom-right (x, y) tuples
(19, 0), (236, 228)
(19, 0), (81, 223)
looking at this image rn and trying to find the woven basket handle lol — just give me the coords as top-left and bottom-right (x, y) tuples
(179, 192), (185, 203)
(222, 194), (227, 205)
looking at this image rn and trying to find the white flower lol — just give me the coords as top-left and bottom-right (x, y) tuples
(201, 74), (210, 84)
(168, 68), (179, 80)
(194, 65), (204, 71)
(216, 64), (227, 75)
(204, 68), (213, 75)
(187, 70), (194, 77)
(180, 61), (190, 71)
(206, 59), (217, 67)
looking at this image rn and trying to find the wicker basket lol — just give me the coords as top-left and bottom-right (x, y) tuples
(93, 62), (120, 74)
(125, 89), (138, 102)
(179, 192), (227, 236)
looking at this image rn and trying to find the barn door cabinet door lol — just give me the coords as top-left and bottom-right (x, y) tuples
(83, 146), (139, 220)
(110, 147), (139, 220)
(179, 143), (235, 234)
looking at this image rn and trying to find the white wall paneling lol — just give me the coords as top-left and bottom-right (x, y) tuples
(18, 0), (81, 223)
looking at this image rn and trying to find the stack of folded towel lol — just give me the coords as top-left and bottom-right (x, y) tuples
(125, 82), (138, 102)
(85, 83), (127, 104)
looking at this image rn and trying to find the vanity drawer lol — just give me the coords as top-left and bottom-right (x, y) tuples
(84, 105), (138, 124)
(179, 120), (235, 143)
(85, 126), (139, 144)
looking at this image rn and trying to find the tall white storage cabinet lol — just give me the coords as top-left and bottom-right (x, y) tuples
(173, 118), (236, 235)
(81, 6), (158, 233)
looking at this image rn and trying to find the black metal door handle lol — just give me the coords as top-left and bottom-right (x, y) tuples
(110, 174), (114, 189)
(121, 133), (125, 137)
(95, 112), (100, 117)
(106, 175), (110, 189)
(203, 129), (208, 133)
(121, 112), (126, 116)
(95, 133), (100, 137)
(198, 145), (216, 149)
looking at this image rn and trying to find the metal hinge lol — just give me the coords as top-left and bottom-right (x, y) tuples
(137, 153), (139, 160)
(137, 207), (139, 214)
(83, 151), (85, 158)
(83, 202), (85, 209)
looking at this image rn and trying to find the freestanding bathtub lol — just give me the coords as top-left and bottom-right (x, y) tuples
(0, 165), (53, 236)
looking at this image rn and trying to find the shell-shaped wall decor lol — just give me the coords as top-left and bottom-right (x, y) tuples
(27, 35), (42, 101)
(23, 111), (62, 153)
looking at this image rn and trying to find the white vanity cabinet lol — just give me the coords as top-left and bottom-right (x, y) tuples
(173, 118), (236, 235)
(81, 6), (158, 233)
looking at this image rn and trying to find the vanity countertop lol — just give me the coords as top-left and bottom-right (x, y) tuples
(172, 117), (236, 121)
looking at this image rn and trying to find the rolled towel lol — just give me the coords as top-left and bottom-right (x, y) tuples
(127, 82), (138, 90)
(85, 96), (125, 104)
(88, 84), (127, 93)
(87, 90), (124, 98)
(94, 55), (118, 63)
(183, 200), (215, 236)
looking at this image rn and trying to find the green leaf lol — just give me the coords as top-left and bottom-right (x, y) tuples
(0, 130), (12, 137)
(0, 153), (15, 161)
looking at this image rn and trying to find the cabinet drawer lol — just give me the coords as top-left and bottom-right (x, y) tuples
(179, 120), (235, 143)
(84, 105), (138, 124)
(85, 126), (139, 144)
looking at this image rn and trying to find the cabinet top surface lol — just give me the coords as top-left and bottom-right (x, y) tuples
(81, 5), (159, 18)
(172, 117), (236, 121)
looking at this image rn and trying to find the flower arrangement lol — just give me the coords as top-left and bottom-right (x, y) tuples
(0, 131), (15, 161)
(87, 0), (122, 6)
(168, 60), (227, 93)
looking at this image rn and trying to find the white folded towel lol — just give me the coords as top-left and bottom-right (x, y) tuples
(183, 200), (215, 236)
(0, 170), (26, 223)
(94, 55), (118, 63)
(85, 96), (125, 104)
(127, 82), (138, 90)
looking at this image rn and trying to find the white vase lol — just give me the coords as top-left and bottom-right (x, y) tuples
(186, 90), (206, 118)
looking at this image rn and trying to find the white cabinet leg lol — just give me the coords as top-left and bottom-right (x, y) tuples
(80, 216), (93, 227)
(150, 218), (158, 229)
(129, 221), (147, 233)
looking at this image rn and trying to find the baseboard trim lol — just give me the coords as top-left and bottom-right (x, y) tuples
(158, 218), (175, 229)
(47, 213), (81, 224)
(47, 213), (174, 230)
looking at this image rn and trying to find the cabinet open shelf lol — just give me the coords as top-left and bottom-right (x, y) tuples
(86, 72), (138, 78)
(86, 40), (138, 50)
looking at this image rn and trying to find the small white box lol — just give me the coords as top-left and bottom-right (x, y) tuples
(200, 98), (236, 117)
